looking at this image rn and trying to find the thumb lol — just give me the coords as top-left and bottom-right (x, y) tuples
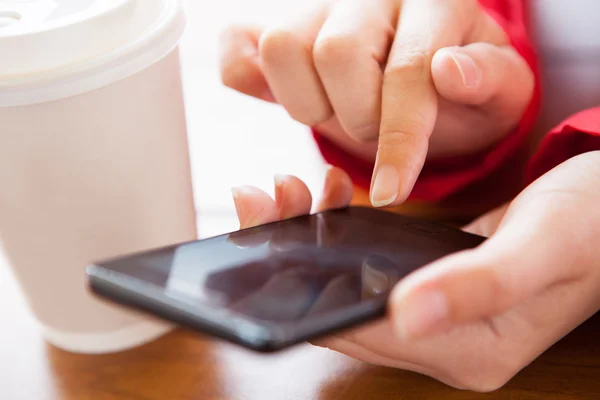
(389, 195), (587, 341)
(219, 26), (275, 102)
(431, 42), (534, 127)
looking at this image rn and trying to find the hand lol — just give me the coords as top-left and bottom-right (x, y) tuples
(220, 0), (534, 206)
(231, 152), (600, 391)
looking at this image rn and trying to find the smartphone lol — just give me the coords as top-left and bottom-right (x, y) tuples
(87, 206), (485, 352)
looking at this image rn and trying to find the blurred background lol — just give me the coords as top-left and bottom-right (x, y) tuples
(182, 0), (328, 238)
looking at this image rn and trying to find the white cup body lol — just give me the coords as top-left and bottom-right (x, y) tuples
(0, 46), (197, 354)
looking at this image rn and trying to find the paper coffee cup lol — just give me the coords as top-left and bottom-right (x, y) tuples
(0, 0), (196, 353)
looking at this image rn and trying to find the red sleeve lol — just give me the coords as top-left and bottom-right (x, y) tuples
(312, 0), (540, 202)
(526, 108), (600, 184)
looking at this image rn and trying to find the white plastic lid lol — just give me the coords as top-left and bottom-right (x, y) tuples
(0, 0), (186, 107)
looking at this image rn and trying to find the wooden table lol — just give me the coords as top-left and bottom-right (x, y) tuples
(3, 245), (600, 400)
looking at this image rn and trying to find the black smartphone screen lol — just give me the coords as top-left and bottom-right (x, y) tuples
(87, 207), (485, 351)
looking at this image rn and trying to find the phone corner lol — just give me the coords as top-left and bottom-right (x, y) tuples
(235, 320), (289, 353)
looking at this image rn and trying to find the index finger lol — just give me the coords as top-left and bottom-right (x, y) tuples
(370, 0), (478, 207)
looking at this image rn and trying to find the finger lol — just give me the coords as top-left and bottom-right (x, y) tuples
(269, 175), (315, 252)
(313, 0), (397, 141)
(313, 117), (379, 163)
(219, 26), (275, 102)
(314, 166), (354, 212)
(274, 175), (313, 220)
(432, 44), (533, 108)
(371, 0), (480, 207)
(390, 197), (590, 341)
(312, 334), (462, 388)
(231, 186), (279, 229)
(268, 169), (349, 251)
(259, 3), (333, 126)
(310, 319), (450, 382)
(431, 43), (534, 145)
(309, 316), (514, 391)
(312, 333), (429, 372)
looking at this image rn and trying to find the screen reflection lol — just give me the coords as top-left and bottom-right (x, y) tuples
(121, 209), (464, 323)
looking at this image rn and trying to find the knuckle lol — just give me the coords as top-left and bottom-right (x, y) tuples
(219, 25), (245, 43)
(378, 105), (431, 152)
(258, 27), (303, 62)
(313, 34), (361, 68)
(218, 30), (250, 90)
(452, 357), (522, 393)
(378, 130), (420, 150)
(219, 70), (235, 90)
(284, 99), (333, 127)
(477, 255), (519, 311)
(455, 370), (514, 393)
(491, 271), (514, 307)
(219, 62), (243, 90)
(384, 49), (431, 81)
(290, 109), (332, 127)
(345, 122), (380, 143)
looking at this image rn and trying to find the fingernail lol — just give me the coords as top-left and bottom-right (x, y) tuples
(395, 289), (450, 341)
(451, 52), (481, 88)
(274, 174), (287, 185)
(231, 185), (259, 209)
(370, 164), (399, 207)
(274, 174), (287, 208)
(231, 185), (257, 198)
(321, 165), (335, 197)
(231, 186), (244, 218)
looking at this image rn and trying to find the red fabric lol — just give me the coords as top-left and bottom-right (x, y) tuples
(526, 108), (600, 184)
(312, 0), (541, 201)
